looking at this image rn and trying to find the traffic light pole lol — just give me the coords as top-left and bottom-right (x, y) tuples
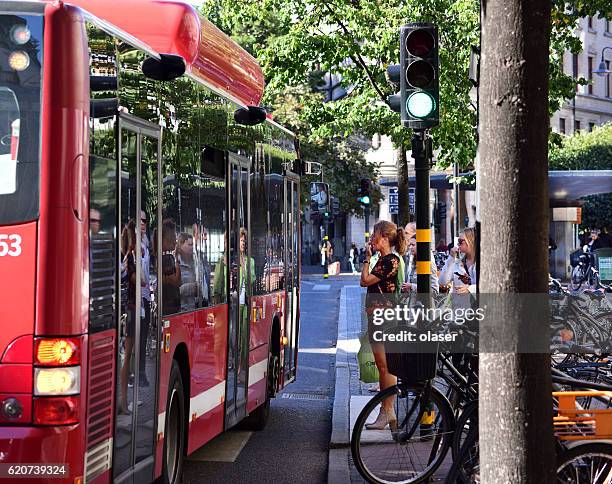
(412, 130), (432, 301)
(364, 206), (370, 245)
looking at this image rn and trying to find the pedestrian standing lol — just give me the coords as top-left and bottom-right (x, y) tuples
(439, 227), (477, 294)
(360, 221), (408, 429)
(349, 243), (358, 274)
(402, 235), (439, 294)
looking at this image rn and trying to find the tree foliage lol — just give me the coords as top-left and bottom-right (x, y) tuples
(549, 123), (612, 230)
(267, 87), (381, 215)
(549, 123), (612, 170)
(202, 1), (610, 172)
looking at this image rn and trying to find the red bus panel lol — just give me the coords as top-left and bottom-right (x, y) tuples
(0, 222), (37, 361)
(52, 0), (264, 106)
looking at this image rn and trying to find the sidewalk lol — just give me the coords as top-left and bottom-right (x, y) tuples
(328, 285), (372, 484)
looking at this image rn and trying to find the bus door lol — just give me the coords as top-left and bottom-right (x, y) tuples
(113, 114), (161, 483)
(225, 154), (251, 428)
(283, 175), (300, 382)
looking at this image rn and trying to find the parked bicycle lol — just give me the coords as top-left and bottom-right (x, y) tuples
(351, 306), (479, 483)
(570, 246), (601, 291)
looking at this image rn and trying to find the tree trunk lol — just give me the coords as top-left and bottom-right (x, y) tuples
(479, 0), (555, 482)
(397, 142), (410, 227)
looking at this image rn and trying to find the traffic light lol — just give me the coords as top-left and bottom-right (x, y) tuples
(386, 64), (402, 114)
(357, 178), (371, 205)
(400, 23), (439, 130)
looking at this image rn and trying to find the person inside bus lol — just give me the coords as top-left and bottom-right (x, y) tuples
(139, 210), (151, 388)
(192, 223), (211, 307)
(238, 228), (255, 377)
(177, 232), (198, 312)
(160, 219), (181, 316)
(118, 220), (146, 414)
(90, 207), (101, 235)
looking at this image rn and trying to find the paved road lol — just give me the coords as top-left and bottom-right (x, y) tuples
(183, 273), (354, 483)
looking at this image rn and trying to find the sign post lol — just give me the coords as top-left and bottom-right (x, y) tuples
(389, 187), (399, 215)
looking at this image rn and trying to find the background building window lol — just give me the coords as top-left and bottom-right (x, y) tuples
(588, 57), (593, 95)
(588, 122), (595, 132)
(572, 53), (579, 92)
(587, 16), (593, 30)
(559, 118), (566, 134)
(574, 120), (581, 133)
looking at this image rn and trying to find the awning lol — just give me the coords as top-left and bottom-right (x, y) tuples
(549, 170), (612, 200)
(379, 170), (612, 201)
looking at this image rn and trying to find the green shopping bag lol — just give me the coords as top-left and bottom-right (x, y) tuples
(357, 332), (379, 383)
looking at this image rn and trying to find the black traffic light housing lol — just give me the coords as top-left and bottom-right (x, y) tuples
(400, 23), (439, 130)
(357, 178), (371, 205)
(386, 64), (402, 113)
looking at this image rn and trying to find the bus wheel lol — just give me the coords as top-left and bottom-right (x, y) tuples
(162, 360), (185, 484)
(240, 349), (277, 431)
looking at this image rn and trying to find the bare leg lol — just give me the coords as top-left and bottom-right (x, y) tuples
(372, 342), (397, 411)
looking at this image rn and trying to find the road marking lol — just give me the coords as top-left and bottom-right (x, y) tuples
(312, 284), (331, 291)
(186, 430), (253, 462)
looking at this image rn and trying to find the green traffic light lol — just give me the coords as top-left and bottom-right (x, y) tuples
(360, 196), (370, 205)
(406, 91), (435, 118)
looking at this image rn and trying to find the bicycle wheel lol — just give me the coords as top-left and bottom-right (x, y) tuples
(351, 384), (455, 484)
(570, 266), (586, 291)
(556, 443), (612, 483)
(452, 399), (478, 460)
(447, 423), (479, 484)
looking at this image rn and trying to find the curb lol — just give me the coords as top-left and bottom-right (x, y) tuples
(328, 286), (352, 484)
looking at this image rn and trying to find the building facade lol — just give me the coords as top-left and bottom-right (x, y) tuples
(551, 15), (612, 135)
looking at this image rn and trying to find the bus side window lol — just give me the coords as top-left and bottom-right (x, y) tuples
(250, 140), (268, 296)
(200, 148), (227, 306)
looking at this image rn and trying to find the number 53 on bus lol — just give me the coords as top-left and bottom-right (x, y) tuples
(0, 1), (301, 483)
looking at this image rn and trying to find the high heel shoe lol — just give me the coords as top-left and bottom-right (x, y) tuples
(365, 408), (397, 430)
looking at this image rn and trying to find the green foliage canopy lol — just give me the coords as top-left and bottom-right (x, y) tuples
(202, 0), (610, 169)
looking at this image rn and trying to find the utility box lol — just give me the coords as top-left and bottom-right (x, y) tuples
(595, 248), (612, 283)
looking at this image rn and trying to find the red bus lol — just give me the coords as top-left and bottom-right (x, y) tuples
(0, 1), (301, 482)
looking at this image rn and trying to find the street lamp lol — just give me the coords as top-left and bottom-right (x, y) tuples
(593, 46), (612, 76)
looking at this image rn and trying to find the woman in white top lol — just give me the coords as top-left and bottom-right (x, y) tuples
(439, 227), (477, 294)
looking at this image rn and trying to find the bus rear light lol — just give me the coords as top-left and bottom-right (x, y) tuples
(33, 396), (79, 425)
(8, 51), (29, 71)
(10, 25), (31, 45)
(34, 367), (80, 396)
(35, 338), (80, 366)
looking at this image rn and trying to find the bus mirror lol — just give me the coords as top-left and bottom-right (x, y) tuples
(90, 75), (118, 92)
(141, 54), (185, 81)
(90, 98), (118, 118)
(234, 106), (267, 126)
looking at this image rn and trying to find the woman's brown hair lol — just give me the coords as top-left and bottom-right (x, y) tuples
(121, 219), (137, 257)
(177, 232), (192, 246)
(373, 220), (408, 255)
(462, 227), (476, 254)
